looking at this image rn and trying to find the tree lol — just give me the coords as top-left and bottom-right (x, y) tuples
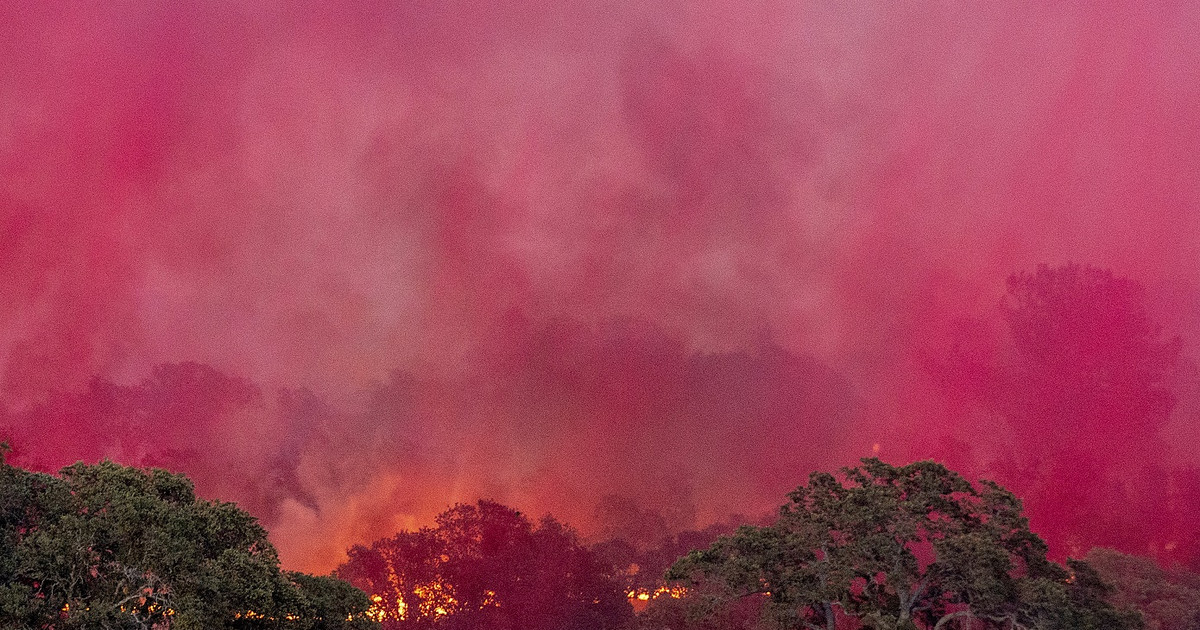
(993, 263), (1198, 563)
(666, 458), (1141, 630)
(0, 444), (376, 630)
(1085, 548), (1200, 630)
(286, 572), (382, 630)
(1000, 263), (1182, 442)
(336, 500), (632, 630)
(930, 263), (1199, 565)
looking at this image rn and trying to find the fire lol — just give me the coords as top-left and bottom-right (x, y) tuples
(627, 585), (687, 610)
(234, 610), (300, 622)
(366, 583), (499, 622)
(413, 582), (458, 618)
(626, 586), (686, 600)
(366, 595), (389, 623)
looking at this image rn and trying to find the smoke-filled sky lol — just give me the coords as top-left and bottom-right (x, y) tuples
(3, 0), (1200, 573)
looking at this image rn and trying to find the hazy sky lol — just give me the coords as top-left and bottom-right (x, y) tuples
(3, 0), (1199, 572)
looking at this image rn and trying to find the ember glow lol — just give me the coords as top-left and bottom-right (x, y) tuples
(629, 587), (686, 602)
(364, 584), (472, 624)
(628, 586), (687, 609)
(363, 584), (499, 623)
(3, 0), (1200, 574)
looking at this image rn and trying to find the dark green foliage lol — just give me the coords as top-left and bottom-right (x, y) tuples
(666, 458), (1141, 630)
(1086, 548), (1200, 630)
(591, 515), (744, 601)
(0, 444), (376, 629)
(634, 579), (764, 630)
(285, 572), (377, 630)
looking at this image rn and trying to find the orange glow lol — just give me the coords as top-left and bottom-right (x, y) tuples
(366, 581), (501, 622)
(627, 585), (687, 609)
(628, 585), (686, 600)
(414, 582), (458, 617)
(365, 595), (388, 623)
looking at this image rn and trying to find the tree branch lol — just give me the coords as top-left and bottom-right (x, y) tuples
(933, 609), (974, 630)
(906, 573), (930, 612)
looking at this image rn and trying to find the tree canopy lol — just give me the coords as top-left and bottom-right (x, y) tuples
(666, 458), (1141, 630)
(930, 263), (1198, 566)
(1085, 548), (1200, 630)
(336, 500), (632, 630)
(1001, 263), (1182, 440)
(0, 445), (375, 630)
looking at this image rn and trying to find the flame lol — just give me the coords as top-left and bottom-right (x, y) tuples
(627, 586), (687, 602)
(66, 600), (176, 619)
(366, 582), (500, 622)
(414, 582), (458, 617)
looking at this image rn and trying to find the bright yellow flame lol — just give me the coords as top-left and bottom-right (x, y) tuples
(364, 594), (400, 622)
(627, 586), (687, 603)
(414, 581), (458, 617)
(368, 581), (480, 622)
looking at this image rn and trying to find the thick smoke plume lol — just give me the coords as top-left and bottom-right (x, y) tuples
(3, 0), (1200, 571)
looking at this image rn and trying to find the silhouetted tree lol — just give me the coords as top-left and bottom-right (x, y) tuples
(996, 263), (1199, 562)
(666, 459), (1141, 630)
(931, 263), (1199, 564)
(1001, 263), (1182, 442)
(0, 362), (263, 475)
(337, 500), (631, 630)
(591, 517), (743, 605)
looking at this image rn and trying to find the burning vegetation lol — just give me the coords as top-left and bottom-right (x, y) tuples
(3, 0), (1200, 581)
(12, 450), (1195, 629)
(2, 2), (1200, 628)
(3, 261), (1200, 629)
(335, 500), (632, 630)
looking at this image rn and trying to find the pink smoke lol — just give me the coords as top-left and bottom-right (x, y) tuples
(2, 0), (1200, 571)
